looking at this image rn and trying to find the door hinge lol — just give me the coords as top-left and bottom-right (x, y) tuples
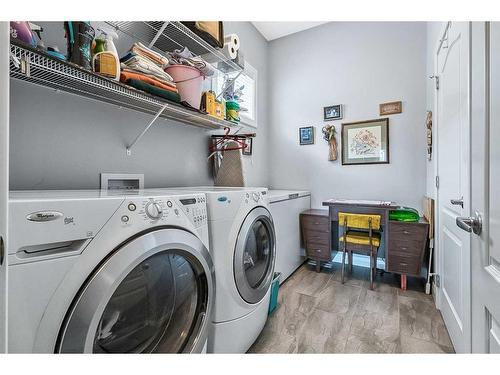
(435, 175), (440, 189)
(434, 274), (440, 287)
(430, 75), (439, 90)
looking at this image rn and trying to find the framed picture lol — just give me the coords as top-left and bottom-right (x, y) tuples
(299, 126), (315, 145)
(379, 101), (402, 116)
(341, 118), (389, 165)
(242, 137), (253, 155)
(324, 104), (343, 121)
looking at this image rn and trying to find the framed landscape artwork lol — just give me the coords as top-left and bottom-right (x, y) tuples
(341, 118), (389, 165)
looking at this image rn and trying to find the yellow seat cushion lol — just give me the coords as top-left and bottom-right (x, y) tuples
(338, 212), (381, 230)
(339, 231), (381, 247)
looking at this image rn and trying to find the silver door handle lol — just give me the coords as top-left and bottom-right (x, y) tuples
(450, 197), (464, 208)
(0, 236), (4, 266)
(456, 211), (482, 235)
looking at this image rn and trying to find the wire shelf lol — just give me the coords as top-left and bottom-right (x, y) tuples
(9, 42), (237, 132)
(106, 21), (242, 74)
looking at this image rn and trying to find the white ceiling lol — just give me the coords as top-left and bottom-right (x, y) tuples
(251, 22), (328, 41)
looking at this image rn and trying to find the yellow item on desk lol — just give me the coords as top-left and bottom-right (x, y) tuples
(339, 231), (381, 247)
(338, 212), (381, 230)
(201, 91), (225, 120)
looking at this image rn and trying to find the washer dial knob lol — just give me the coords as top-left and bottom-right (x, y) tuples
(252, 192), (260, 202)
(145, 201), (163, 220)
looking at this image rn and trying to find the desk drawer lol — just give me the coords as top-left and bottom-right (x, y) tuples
(389, 239), (424, 256)
(301, 216), (330, 233)
(304, 231), (330, 246)
(387, 253), (421, 276)
(389, 222), (428, 240)
(305, 242), (331, 260)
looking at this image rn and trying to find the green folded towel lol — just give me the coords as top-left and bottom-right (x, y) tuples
(389, 207), (420, 222)
(126, 78), (181, 103)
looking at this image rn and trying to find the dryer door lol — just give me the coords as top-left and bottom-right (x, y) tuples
(234, 207), (276, 304)
(57, 228), (214, 353)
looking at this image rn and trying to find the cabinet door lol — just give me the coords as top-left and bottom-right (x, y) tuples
(0, 22), (9, 353)
(271, 196), (310, 283)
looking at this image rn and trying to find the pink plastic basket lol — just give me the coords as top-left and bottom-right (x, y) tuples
(165, 65), (204, 109)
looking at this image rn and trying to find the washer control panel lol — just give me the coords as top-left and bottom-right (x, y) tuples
(178, 195), (208, 228)
(123, 194), (207, 229)
(145, 200), (163, 219)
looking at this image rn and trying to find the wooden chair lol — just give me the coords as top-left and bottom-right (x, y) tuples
(339, 212), (382, 290)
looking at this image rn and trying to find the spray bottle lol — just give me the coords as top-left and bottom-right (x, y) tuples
(92, 28), (120, 81)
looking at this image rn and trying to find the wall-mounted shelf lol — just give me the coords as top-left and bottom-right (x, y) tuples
(106, 21), (242, 74)
(10, 42), (239, 154)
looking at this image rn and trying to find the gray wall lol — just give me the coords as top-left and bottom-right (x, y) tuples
(267, 22), (428, 211)
(9, 22), (269, 190)
(10, 21), (430, 206)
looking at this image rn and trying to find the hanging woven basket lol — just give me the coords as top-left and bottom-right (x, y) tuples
(328, 137), (338, 161)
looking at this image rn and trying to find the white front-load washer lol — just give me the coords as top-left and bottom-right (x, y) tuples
(163, 187), (276, 353)
(7, 189), (214, 353)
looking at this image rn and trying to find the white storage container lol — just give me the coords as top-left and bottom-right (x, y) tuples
(268, 190), (311, 284)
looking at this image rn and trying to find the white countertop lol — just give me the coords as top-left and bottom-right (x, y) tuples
(268, 190), (311, 203)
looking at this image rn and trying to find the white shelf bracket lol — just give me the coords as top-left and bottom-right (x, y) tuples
(149, 22), (169, 49)
(10, 52), (20, 69)
(126, 104), (169, 156)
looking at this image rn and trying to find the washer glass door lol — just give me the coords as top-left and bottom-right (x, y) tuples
(58, 228), (213, 353)
(94, 251), (199, 353)
(234, 207), (276, 304)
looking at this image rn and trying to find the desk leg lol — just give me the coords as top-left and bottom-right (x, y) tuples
(400, 274), (407, 291)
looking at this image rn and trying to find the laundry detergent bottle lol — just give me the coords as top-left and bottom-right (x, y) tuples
(92, 29), (120, 80)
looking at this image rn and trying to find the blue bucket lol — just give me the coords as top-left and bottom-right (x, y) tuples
(268, 272), (281, 314)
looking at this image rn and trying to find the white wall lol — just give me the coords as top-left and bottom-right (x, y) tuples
(267, 22), (428, 211)
(425, 22), (447, 199)
(9, 22), (269, 190)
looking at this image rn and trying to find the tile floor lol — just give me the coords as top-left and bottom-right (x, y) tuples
(248, 263), (454, 354)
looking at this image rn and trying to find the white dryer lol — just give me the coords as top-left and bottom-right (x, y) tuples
(164, 187), (276, 353)
(7, 189), (214, 353)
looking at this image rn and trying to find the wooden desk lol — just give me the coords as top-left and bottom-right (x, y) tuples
(321, 199), (428, 290)
(386, 218), (429, 289)
(322, 199), (398, 261)
(300, 209), (331, 272)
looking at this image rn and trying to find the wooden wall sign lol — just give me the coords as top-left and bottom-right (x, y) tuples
(379, 101), (402, 116)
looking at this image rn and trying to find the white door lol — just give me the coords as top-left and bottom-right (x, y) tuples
(470, 21), (500, 353)
(0, 22), (10, 353)
(436, 22), (471, 353)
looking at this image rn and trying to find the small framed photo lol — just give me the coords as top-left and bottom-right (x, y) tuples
(299, 126), (315, 145)
(341, 118), (389, 165)
(324, 104), (343, 121)
(242, 137), (253, 155)
(379, 101), (402, 116)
